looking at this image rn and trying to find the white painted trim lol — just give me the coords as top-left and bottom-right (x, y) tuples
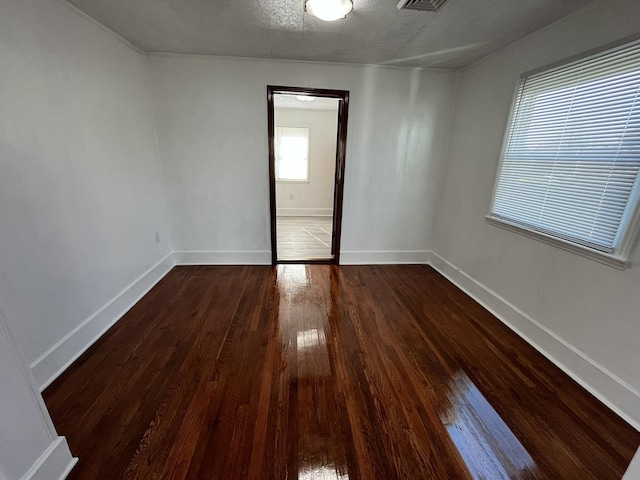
(21, 437), (77, 480)
(0, 309), (76, 480)
(29, 245), (639, 441)
(340, 250), (430, 265)
(31, 249), (272, 390)
(276, 208), (333, 217)
(31, 252), (175, 391)
(427, 250), (640, 432)
(623, 448), (640, 479)
(173, 250), (272, 265)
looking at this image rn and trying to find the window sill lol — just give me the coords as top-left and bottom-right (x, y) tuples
(485, 215), (630, 270)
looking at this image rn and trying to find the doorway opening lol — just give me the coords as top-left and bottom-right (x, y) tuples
(267, 86), (349, 265)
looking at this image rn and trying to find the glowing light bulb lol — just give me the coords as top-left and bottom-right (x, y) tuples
(305, 0), (353, 21)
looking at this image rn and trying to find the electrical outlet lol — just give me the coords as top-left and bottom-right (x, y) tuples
(289, 194), (294, 200)
(155, 232), (161, 244)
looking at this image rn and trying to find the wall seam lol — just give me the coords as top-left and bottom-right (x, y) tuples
(57, 0), (144, 55)
(428, 70), (462, 250)
(143, 54), (176, 252)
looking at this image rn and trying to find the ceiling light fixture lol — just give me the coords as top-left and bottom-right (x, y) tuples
(305, 0), (353, 21)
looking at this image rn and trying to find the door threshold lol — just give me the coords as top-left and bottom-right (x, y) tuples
(276, 259), (335, 265)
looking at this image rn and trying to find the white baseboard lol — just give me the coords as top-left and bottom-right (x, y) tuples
(173, 250), (272, 265)
(276, 208), (333, 217)
(31, 252), (175, 391)
(31, 249), (270, 390)
(623, 448), (640, 479)
(28, 246), (639, 436)
(340, 250), (430, 265)
(427, 251), (640, 432)
(23, 437), (77, 480)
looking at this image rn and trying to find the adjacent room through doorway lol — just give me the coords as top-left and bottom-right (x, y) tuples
(267, 86), (349, 264)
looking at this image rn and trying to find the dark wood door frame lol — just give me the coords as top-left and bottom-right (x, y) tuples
(267, 85), (350, 265)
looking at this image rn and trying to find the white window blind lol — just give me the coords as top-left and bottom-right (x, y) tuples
(276, 127), (309, 181)
(490, 38), (640, 256)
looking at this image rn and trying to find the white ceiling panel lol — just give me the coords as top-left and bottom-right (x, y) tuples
(66, 0), (595, 68)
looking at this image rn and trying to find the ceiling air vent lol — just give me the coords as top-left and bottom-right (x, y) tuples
(396, 0), (449, 12)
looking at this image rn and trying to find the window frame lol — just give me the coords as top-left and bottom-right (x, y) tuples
(486, 35), (640, 270)
(275, 125), (310, 183)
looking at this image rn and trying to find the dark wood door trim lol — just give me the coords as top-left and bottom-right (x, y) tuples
(267, 86), (277, 265)
(267, 85), (350, 266)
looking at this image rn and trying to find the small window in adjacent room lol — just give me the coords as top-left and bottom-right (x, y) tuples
(276, 126), (309, 181)
(487, 37), (640, 269)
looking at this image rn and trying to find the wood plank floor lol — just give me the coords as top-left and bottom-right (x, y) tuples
(44, 265), (640, 479)
(277, 216), (334, 261)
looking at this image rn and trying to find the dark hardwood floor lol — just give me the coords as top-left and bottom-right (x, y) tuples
(44, 265), (640, 479)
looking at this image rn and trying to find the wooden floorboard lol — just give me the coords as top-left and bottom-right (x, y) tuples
(277, 216), (334, 261)
(43, 265), (640, 479)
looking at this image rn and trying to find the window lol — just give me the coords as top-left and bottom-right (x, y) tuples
(276, 127), (309, 181)
(488, 38), (640, 269)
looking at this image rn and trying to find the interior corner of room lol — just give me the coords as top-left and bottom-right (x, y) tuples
(1, 0), (640, 478)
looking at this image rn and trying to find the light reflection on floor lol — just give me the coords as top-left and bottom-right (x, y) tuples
(278, 264), (347, 478)
(278, 265), (538, 479)
(442, 372), (537, 479)
(297, 328), (321, 351)
(278, 264), (312, 300)
(298, 465), (349, 480)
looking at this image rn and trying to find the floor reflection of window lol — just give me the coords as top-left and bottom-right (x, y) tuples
(298, 465), (348, 480)
(278, 264), (310, 291)
(443, 373), (536, 479)
(297, 328), (321, 351)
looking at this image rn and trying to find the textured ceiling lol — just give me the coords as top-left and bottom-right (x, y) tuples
(67, 0), (594, 68)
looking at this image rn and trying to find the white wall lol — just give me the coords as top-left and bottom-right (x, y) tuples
(5, 1), (637, 477)
(0, 310), (75, 480)
(433, 0), (640, 428)
(0, 0), (172, 390)
(149, 55), (459, 264)
(275, 107), (337, 217)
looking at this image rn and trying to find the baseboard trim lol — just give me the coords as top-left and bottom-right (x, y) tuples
(427, 251), (640, 432)
(623, 448), (640, 479)
(29, 246), (639, 433)
(276, 208), (333, 217)
(340, 250), (430, 265)
(22, 437), (77, 480)
(173, 250), (272, 265)
(31, 252), (175, 391)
